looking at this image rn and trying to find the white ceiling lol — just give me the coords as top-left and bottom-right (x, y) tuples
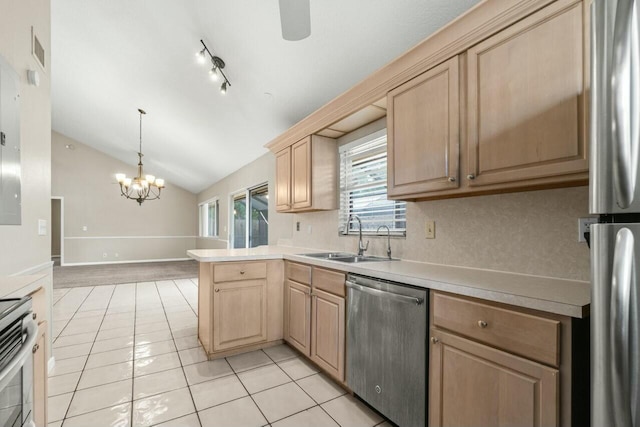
(51, 0), (480, 194)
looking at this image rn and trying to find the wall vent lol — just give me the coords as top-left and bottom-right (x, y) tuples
(31, 27), (45, 70)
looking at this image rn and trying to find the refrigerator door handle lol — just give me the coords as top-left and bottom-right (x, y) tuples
(611, 227), (635, 426)
(612, 0), (640, 209)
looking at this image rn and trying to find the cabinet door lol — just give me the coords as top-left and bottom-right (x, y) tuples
(275, 148), (292, 212)
(311, 289), (345, 382)
(284, 279), (311, 356)
(429, 329), (558, 427)
(33, 321), (48, 427)
(466, 2), (587, 187)
(213, 280), (267, 351)
(291, 137), (312, 210)
(387, 56), (460, 198)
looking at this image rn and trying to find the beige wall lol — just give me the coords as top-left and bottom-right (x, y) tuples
(197, 122), (590, 281)
(196, 153), (292, 250)
(52, 132), (198, 264)
(0, 0), (52, 276)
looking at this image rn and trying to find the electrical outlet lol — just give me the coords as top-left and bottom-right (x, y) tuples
(578, 217), (598, 242)
(82, 225), (87, 232)
(307, 225), (312, 234)
(425, 220), (435, 239)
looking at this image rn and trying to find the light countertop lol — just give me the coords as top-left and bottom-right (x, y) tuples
(0, 274), (48, 298)
(187, 246), (590, 318)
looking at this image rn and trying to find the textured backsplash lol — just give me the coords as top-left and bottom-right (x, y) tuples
(288, 186), (590, 281)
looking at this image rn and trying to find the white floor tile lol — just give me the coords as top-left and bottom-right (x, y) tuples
(53, 332), (96, 348)
(182, 359), (234, 385)
(67, 379), (133, 417)
(96, 327), (134, 341)
(263, 344), (298, 362)
(177, 347), (207, 366)
(252, 382), (316, 423)
(62, 402), (132, 427)
(272, 406), (339, 427)
(91, 335), (135, 353)
(321, 394), (384, 427)
(189, 374), (248, 411)
(49, 355), (87, 376)
(237, 363), (291, 394)
(78, 361), (133, 389)
(277, 357), (319, 380)
(48, 371), (81, 396)
(198, 396), (266, 427)
(174, 335), (200, 351)
(134, 330), (173, 346)
(132, 388), (195, 427)
(54, 342), (92, 360)
(85, 347), (135, 369)
(227, 350), (273, 373)
(152, 413), (201, 427)
(134, 352), (181, 377)
(134, 340), (176, 360)
(296, 373), (346, 404)
(48, 392), (73, 422)
(134, 322), (169, 335)
(133, 367), (187, 400)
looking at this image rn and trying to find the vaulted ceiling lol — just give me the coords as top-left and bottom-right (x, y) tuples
(51, 0), (479, 193)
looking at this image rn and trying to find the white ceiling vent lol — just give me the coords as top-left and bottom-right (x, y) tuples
(31, 27), (45, 70)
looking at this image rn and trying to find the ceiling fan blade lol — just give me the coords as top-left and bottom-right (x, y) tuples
(279, 0), (311, 41)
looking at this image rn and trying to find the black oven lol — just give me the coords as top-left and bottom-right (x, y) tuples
(0, 297), (36, 427)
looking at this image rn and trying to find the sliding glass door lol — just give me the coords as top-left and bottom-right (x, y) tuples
(231, 183), (269, 248)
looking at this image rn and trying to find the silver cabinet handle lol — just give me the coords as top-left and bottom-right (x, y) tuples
(466, 174), (475, 180)
(214, 288), (220, 293)
(431, 337), (439, 344)
(477, 320), (488, 328)
(346, 280), (423, 305)
(240, 271), (245, 275)
(611, 0), (640, 208)
(0, 319), (37, 391)
(447, 177), (456, 182)
(610, 227), (635, 426)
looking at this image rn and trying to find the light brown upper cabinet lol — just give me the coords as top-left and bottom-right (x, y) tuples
(275, 135), (338, 213)
(387, 56), (460, 198)
(465, 1), (588, 187)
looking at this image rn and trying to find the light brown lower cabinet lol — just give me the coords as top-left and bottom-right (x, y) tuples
(429, 328), (558, 427)
(198, 260), (284, 358)
(310, 288), (345, 381)
(284, 279), (312, 356)
(213, 279), (267, 351)
(284, 262), (346, 383)
(33, 320), (48, 427)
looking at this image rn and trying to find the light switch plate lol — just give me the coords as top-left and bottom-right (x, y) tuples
(38, 219), (46, 236)
(578, 217), (598, 242)
(425, 220), (435, 239)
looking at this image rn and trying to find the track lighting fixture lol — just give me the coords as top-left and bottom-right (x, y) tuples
(196, 40), (231, 94)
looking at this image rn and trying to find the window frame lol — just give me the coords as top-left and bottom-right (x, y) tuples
(198, 197), (219, 239)
(229, 182), (269, 249)
(339, 129), (407, 237)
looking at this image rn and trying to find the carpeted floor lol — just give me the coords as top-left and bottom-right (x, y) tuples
(53, 260), (199, 288)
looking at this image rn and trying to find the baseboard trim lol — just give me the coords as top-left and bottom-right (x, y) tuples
(65, 235), (197, 240)
(61, 257), (192, 267)
(11, 261), (54, 276)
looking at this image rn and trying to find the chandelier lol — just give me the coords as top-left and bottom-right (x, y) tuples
(115, 109), (165, 205)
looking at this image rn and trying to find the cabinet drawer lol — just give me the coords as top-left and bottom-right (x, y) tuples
(286, 262), (312, 285)
(313, 268), (346, 297)
(432, 293), (560, 367)
(213, 262), (267, 282)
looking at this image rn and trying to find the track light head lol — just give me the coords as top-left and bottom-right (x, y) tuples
(196, 48), (206, 64)
(209, 66), (219, 81)
(220, 81), (228, 95)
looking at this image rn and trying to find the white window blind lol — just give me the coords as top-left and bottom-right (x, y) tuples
(199, 199), (218, 237)
(339, 131), (406, 235)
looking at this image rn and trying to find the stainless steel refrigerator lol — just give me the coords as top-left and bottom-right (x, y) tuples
(591, 0), (640, 425)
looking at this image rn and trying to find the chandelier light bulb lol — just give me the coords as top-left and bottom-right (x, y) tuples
(155, 178), (165, 188)
(123, 177), (132, 188)
(220, 81), (227, 95)
(145, 174), (155, 184)
(115, 173), (126, 183)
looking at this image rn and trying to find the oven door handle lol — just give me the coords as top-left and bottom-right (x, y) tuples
(0, 318), (38, 392)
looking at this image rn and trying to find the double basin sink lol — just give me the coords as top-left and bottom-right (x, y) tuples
(303, 252), (397, 263)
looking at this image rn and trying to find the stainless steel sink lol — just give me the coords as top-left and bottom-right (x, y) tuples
(303, 252), (355, 259)
(302, 253), (396, 263)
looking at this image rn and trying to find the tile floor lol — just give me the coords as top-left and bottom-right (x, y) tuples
(49, 279), (389, 427)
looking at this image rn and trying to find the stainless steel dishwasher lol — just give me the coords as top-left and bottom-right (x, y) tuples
(346, 274), (428, 427)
